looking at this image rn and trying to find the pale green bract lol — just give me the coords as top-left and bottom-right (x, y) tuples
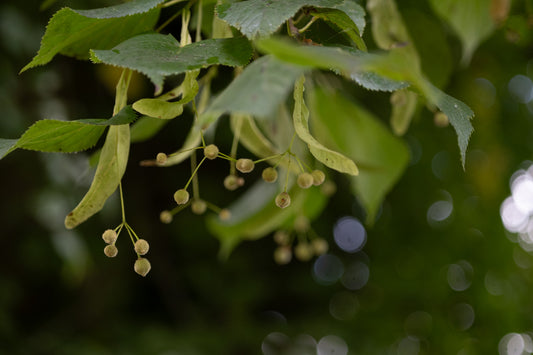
(293, 75), (358, 176)
(64, 70), (132, 229)
(64, 125), (130, 229)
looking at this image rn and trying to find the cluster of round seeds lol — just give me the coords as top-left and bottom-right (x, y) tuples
(272, 220), (329, 265)
(101, 225), (152, 277)
(102, 229), (119, 257)
(258, 165), (327, 209)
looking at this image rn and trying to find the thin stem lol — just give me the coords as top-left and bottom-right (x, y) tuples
(156, 9), (182, 32)
(185, 155), (207, 192)
(119, 182), (127, 223)
(168, 146), (203, 157)
(229, 115), (243, 175)
(283, 156), (291, 192)
(253, 153), (283, 164)
(288, 132), (297, 152)
(125, 223), (140, 241)
(298, 16), (318, 33)
(195, 0), (203, 42)
(162, 0), (188, 8)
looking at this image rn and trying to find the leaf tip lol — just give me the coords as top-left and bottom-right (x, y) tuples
(64, 213), (77, 229)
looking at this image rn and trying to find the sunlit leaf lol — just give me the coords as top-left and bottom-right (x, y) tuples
(0, 106), (137, 160)
(21, 1), (162, 72)
(293, 75), (358, 176)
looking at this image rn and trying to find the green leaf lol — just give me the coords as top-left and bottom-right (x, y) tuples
(21, 2), (161, 72)
(73, 0), (164, 19)
(340, 46), (409, 91)
(0, 139), (18, 159)
(16, 121), (106, 153)
(0, 106), (137, 160)
(207, 180), (327, 259)
(216, 0), (365, 40)
(198, 55), (305, 129)
(64, 124), (130, 229)
(91, 35), (253, 93)
(362, 50), (474, 166)
(132, 70), (200, 118)
(309, 87), (409, 223)
(311, 5), (366, 50)
(257, 37), (407, 92)
(293, 75), (358, 176)
(429, 0), (494, 65)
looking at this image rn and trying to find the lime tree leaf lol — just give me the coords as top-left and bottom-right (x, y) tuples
(207, 180), (327, 259)
(366, 0), (421, 132)
(64, 124), (130, 229)
(216, 0), (365, 40)
(16, 121), (106, 153)
(340, 46), (409, 91)
(257, 38), (407, 92)
(21, 3), (161, 72)
(429, 0), (494, 65)
(0, 106), (137, 160)
(309, 87), (409, 223)
(91, 35), (253, 93)
(198, 55), (304, 129)
(0, 139), (18, 159)
(74, 0), (164, 19)
(311, 5), (366, 50)
(293, 76), (358, 175)
(361, 50), (474, 166)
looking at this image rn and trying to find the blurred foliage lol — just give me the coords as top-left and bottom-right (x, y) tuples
(1, 0), (533, 354)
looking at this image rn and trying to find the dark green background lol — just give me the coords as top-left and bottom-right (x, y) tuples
(1, 0), (533, 354)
